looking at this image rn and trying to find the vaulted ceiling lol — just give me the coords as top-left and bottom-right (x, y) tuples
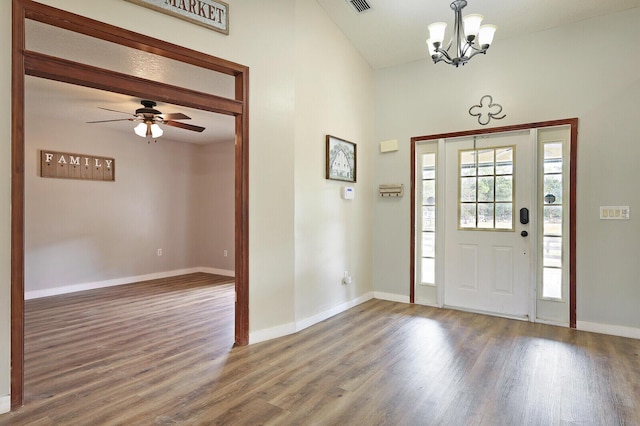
(316, 0), (640, 69)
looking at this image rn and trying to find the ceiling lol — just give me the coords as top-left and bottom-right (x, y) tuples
(26, 77), (236, 145)
(316, 0), (640, 69)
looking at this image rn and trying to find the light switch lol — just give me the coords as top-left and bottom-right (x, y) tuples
(600, 206), (630, 220)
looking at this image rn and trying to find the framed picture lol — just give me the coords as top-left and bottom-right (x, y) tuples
(326, 135), (357, 182)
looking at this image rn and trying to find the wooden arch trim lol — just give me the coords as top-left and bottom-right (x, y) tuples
(11, 0), (250, 409)
(410, 118), (578, 328)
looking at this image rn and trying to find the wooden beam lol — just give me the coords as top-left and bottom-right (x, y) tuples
(24, 51), (243, 116)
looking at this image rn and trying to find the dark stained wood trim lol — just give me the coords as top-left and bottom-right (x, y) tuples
(24, 51), (243, 116)
(569, 120), (578, 328)
(11, 0), (26, 410)
(11, 0), (250, 409)
(234, 70), (250, 346)
(410, 118), (578, 328)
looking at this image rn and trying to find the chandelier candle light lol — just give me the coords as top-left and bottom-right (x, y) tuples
(427, 0), (496, 67)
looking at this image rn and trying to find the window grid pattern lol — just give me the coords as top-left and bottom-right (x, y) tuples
(420, 153), (436, 285)
(459, 147), (515, 231)
(541, 142), (563, 299)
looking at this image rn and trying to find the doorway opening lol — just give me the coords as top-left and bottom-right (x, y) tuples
(11, 0), (249, 409)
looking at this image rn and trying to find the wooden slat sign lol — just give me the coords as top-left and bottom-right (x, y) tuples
(40, 150), (115, 182)
(125, 0), (229, 35)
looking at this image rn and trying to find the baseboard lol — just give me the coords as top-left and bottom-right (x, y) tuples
(0, 395), (10, 415)
(249, 322), (297, 345)
(373, 291), (410, 304)
(25, 267), (235, 300)
(249, 292), (374, 345)
(295, 292), (374, 332)
(577, 321), (640, 340)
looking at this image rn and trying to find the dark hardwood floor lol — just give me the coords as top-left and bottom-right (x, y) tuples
(1, 273), (639, 425)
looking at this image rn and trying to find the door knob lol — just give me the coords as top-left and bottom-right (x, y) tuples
(521, 231), (528, 237)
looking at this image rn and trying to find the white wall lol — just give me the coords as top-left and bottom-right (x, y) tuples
(24, 82), (235, 295)
(373, 9), (640, 331)
(293, 1), (375, 322)
(0, 0), (376, 404)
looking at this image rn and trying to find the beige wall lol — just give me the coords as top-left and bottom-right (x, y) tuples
(193, 142), (236, 271)
(24, 80), (235, 294)
(373, 8), (640, 331)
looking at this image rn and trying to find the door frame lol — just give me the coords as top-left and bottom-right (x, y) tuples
(11, 0), (250, 409)
(410, 118), (578, 327)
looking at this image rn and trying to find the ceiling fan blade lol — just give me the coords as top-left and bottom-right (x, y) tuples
(86, 118), (134, 123)
(161, 112), (191, 120)
(98, 106), (136, 116)
(164, 120), (205, 132)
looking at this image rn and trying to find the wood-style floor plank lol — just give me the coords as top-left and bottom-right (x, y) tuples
(1, 273), (639, 425)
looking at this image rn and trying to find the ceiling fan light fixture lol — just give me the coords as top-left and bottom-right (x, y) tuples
(134, 122), (164, 139)
(134, 122), (148, 138)
(150, 123), (163, 138)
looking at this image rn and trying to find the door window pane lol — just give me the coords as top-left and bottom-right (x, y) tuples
(478, 204), (494, 228)
(477, 176), (495, 202)
(495, 176), (513, 202)
(458, 146), (514, 230)
(461, 177), (477, 202)
(460, 151), (476, 176)
(496, 203), (513, 229)
(460, 204), (476, 228)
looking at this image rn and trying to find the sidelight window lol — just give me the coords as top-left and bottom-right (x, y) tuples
(541, 142), (564, 299)
(420, 152), (437, 285)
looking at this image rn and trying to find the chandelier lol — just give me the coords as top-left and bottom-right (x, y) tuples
(426, 0), (496, 67)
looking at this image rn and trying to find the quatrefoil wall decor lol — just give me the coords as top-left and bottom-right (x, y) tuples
(469, 95), (506, 126)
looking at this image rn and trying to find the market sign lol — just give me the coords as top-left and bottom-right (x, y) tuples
(126, 0), (229, 35)
(40, 150), (115, 182)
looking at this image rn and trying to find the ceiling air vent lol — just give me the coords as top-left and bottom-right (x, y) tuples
(346, 0), (372, 14)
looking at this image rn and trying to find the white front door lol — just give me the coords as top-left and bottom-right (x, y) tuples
(443, 131), (534, 318)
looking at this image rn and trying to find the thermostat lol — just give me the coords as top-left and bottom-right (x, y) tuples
(342, 186), (355, 200)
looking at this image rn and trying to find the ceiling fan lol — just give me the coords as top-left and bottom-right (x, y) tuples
(87, 100), (205, 139)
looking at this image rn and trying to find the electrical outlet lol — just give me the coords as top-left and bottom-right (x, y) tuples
(342, 271), (352, 285)
(223, 249), (228, 257)
(157, 248), (163, 256)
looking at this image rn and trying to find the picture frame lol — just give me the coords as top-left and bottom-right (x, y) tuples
(326, 135), (357, 182)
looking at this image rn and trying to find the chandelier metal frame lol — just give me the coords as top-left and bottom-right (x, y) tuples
(427, 0), (496, 67)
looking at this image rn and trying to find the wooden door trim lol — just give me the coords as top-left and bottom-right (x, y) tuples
(11, 0), (250, 409)
(410, 118), (578, 328)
